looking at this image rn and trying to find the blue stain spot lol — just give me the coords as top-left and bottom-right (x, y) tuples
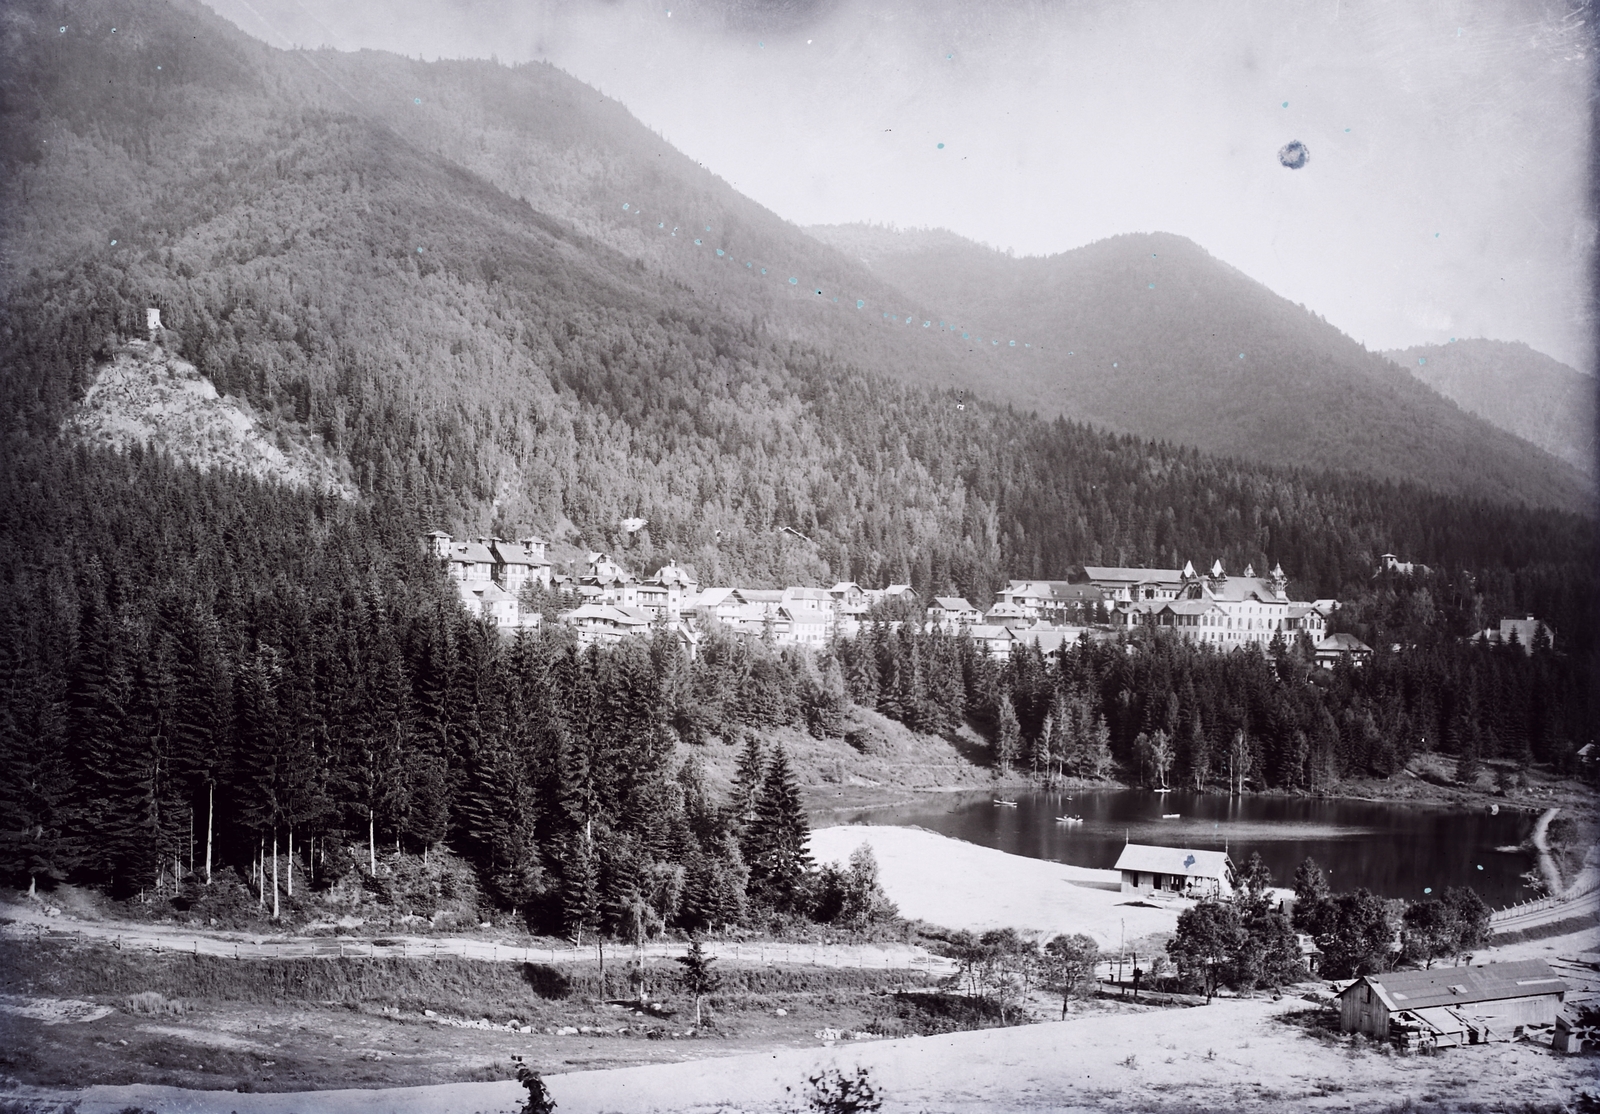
(1239, 353), (1245, 359)
(1113, 362), (1117, 367)
(1345, 127), (1351, 132)
(816, 289), (824, 295)
(1435, 232), (1440, 238)
(414, 98), (422, 105)
(946, 53), (953, 59)
(993, 340), (999, 346)
(1183, 853), (1196, 869)
(1423, 887), (1432, 894)
(1418, 358), (1426, 365)
(1148, 283), (1155, 289)
(1025, 343), (1031, 348)
(622, 203), (630, 210)
(833, 297), (838, 303)
(761, 268), (767, 274)
(1278, 140), (1310, 169)
(906, 316), (914, 324)
(694, 238), (702, 245)
(1009, 340), (1015, 347)
(856, 299), (864, 308)
(1068, 351), (1073, 356)
(789, 277), (798, 284)
(417, 247), (423, 253)
(60, 26), (67, 33)
(759, 40), (764, 47)
(962, 332), (970, 339)
(705, 226), (711, 232)
(1476, 864), (1483, 870)
(923, 321), (930, 327)
(110, 239), (117, 245)
(1281, 101), (1289, 108)
(937, 143), (945, 149)
(716, 249), (725, 256)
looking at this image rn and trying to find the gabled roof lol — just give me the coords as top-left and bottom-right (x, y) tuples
(1202, 576), (1286, 603)
(459, 581), (516, 604)
(735, 588), (784, 604)
(829, 581), (862, 594)
(932, 596), (976, 611)
(885, 583), (916, 597)
(1084, 566), (1185, 585)
(448, 540), (495, 564)
(1162, 599), (1224, 616)
(562, 603), (650, 627)
(784, 586), (833, 602)
(965, 624), (1015, 641)
(1345, 961), (1567, 1012)
(694, 587), (736, 608)
(1113, 844), (1233, 880)
(1316, 633), (1373, 654)
(490, 539), (548, 567)
(985, 601), (1027, 617)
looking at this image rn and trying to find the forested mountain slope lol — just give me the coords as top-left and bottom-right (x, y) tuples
(808, 224), (1593, 513)
(1, 0), (1594, 609)
(1383, 339), (1596, 478)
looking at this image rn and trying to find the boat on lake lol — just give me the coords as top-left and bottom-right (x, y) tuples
(1055, 815), (1084, 824)
(993, 798), (1018, 807)
(1161, 813), (1181, 819)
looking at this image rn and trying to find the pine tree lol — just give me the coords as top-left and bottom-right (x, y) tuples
(746, 746), (811, 912)
(994, 693), (1021, 775)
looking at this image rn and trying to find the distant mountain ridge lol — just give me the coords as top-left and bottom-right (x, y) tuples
(808, 223), (1594, 513)
(1382, 339), (1596, 478)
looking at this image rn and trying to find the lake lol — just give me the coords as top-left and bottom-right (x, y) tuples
(837, 789), (1539, 907)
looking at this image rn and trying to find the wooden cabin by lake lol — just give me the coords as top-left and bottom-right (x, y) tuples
(1339, 961), (1567, 1047)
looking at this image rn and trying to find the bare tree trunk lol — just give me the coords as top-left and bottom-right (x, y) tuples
(257, 839), (264, 907)
(272, 833), (280, 920)
(205, 784), (214, 885)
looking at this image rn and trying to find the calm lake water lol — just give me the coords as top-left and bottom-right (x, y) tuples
(839, 789), (1539, 907)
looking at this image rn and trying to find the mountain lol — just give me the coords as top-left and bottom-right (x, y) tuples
(1382, 340), (1596, 478)
(2, 0), (1596, 617)
(807, 224), (1594, 513)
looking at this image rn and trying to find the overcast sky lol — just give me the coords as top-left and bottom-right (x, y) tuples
(204, 0), (1595, 372)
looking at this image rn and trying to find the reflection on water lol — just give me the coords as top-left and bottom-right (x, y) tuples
(838, 789), (1538, 906)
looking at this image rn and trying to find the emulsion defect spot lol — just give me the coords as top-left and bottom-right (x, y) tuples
(1278, 140), (1310, 169)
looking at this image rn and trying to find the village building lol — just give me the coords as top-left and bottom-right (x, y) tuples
(965, 624), (1016, 661)
(983, 600), (1029, 625)
(1376, 553), (1430, 577)
(489, 536), (552, 595)
(1339, 961), (1567, 1046)
(649, 561), (699, 617)
(1314, 632), (1374, 668)
(1475, 616), (1555, 654)
(427, 532), (496, 583)
(457, 580), (524, 628)
(928, 596), (982, 626)
(560, 602), (653, 646)
(997, 580), (1106, 624)
(1113, 844), (1235, 899)
(1112, 560), (1333, 649)
(1083, 565), (1186, 604)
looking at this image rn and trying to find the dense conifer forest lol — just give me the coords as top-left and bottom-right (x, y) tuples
(0, 0), (1595, 929)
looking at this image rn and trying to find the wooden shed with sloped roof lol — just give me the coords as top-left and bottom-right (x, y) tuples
(1338, 961), (1567, 1044)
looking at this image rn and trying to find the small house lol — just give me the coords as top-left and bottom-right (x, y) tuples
(1339, 961), (1567, 1046)
(928, 596), (982, 625)
(1314, 632), (1373, 668)
(1113, 844), (1235, 899)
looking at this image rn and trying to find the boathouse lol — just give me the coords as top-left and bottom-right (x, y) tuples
(1113, 844), (1235, 899)
(1338, 961), (1567, 1046)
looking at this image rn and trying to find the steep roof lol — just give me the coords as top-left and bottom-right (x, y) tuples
(448, 540), (495, 565)
(1346, 961), (1567, 1012)
(1113, 844), (1233, 881)
(933, 596), (976, 611)
(1203, 576), (1286, 603)
(1316, 633), (1373, 654)
(1084, 566), (1184, 584)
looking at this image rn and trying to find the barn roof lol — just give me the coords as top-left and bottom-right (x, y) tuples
(1113, 844), (1233, 880)
(1344, 961), (1568, 1012)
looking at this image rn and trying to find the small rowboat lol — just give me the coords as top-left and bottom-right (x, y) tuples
(1055, 815), (1084, 824)
(1161, 813), (1181, 819)
(1153, 787), (1173, 794)
(993, 798), (1018, 807)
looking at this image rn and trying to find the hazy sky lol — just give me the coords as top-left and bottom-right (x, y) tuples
(205, 0), (1595, 372)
